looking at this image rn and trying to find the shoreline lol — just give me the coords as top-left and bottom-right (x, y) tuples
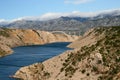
(0, 28), (78, 57)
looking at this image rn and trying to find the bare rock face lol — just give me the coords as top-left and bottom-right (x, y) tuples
(13, 27), (120, 80)
(10, 29), (42, 45)
(0, 28), (78, 57)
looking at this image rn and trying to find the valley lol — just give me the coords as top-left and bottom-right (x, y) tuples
(0, 7), (120, 80)
(12, 26), (120, 80)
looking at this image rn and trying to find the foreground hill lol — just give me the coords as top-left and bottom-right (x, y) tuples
(0, 28), (78, 57)
(13, 26), (120, 80)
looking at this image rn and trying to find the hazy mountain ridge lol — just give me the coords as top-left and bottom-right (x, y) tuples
(1, 10), (120, 34)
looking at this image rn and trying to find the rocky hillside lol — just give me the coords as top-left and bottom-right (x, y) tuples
(0, 28), (78, 57)
(13, 26), (120, 80)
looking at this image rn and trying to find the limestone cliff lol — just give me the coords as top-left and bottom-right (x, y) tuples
(0, 28), (78, 57)
(13, 26), (120, 80)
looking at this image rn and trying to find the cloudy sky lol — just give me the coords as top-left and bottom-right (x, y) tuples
(0, 0), (120, 21)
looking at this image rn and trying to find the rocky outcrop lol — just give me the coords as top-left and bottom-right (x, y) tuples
(13, 26), (120, 80)
(0, 28), (78, 57)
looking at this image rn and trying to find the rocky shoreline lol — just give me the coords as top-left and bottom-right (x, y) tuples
(0, 28), (78, 57)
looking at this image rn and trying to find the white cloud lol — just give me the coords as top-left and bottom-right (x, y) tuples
(34, 9), (120, 21)
(64, 0), (94, 4)
(10, 11), (96, 21)
(11, 16), (36, 22)
(0, 8), (120, 23)
(0, 19), (6, 22)
(0, 12), (96, 22)
(40, 13), (63, 20)
(39, 11), (97, 20)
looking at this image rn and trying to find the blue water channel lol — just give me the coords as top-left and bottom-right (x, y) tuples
(0, 42), (71, 80)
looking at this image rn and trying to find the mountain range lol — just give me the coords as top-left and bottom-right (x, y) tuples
(1, 9), (120, 34)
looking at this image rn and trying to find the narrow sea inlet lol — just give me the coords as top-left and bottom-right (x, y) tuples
(0, 42), (71, 80)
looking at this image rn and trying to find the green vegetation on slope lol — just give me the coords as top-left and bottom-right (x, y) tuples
(0, 28), (11, 37)
(0, 48), (7, 57)
(60, 26), (120, 79)
(95, 26), (120, 80)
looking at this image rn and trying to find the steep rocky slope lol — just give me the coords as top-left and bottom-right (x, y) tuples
(13, 26), (120, 80)
(0, 28), (78, 57)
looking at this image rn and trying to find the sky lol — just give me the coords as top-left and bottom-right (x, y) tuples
(0, 0), (120, 21)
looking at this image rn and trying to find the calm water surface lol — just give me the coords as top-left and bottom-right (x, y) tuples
(0, 42), (71, 80)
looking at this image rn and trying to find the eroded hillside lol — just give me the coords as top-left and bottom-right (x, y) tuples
(13, 26), (120, 80)
(0, 28), (78, 57)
